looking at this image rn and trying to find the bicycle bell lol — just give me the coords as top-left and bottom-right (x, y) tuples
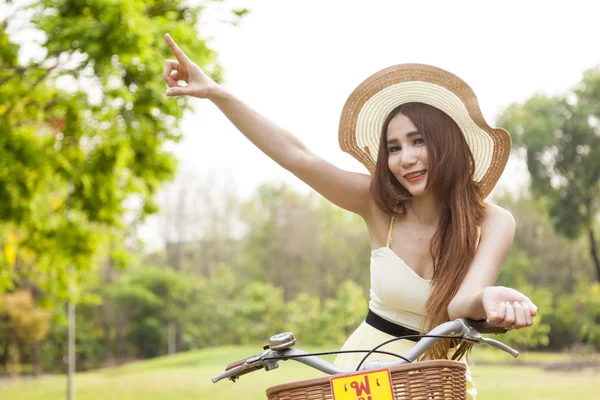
(268, 332), (296, 350)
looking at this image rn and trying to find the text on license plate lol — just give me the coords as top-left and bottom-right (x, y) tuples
(330, 368), (394, 400)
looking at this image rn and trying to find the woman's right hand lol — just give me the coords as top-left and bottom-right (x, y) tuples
(163, 33), (220, 99)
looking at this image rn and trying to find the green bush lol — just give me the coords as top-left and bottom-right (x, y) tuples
(554, 282), (600, 349)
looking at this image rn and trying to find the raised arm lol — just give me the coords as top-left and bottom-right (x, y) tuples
(447, 203), (538, 329)
(163, 34), (372, 218)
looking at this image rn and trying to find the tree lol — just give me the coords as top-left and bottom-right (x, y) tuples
(0, 0), (248, 378)
(556, 282), (600, 348)
(0, 291), (51, 377)
(493, 191), (595, 291)
(105, 265), (196, 359)
(0, 0), (247, 295)
(157, 170), (240, 276)
(498, 65), (600, 281)
(239, 183), (370, 300)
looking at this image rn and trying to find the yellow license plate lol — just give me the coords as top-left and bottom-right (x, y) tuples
(330, 368), (394, 400)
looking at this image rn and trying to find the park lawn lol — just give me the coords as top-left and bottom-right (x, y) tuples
(1, 345), (598, 400)
(470, 346), (570, 363)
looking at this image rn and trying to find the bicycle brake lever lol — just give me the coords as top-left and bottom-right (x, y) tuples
(460, 321), (519, 358)
(480, 337), (519, 358)
(213, 349), (281, 383)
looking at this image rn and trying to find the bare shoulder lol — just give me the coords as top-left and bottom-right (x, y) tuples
(481, 202), (516, 238)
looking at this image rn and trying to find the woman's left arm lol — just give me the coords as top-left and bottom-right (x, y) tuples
(447, 203), (538, 329)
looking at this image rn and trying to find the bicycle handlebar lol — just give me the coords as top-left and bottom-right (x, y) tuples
(470, 319), (508, 334)
(212, 318), (518, 383)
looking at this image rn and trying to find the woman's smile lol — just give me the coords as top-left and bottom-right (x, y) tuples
(404, 170), (427, 183)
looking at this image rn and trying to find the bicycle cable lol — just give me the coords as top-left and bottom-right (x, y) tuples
(355, 334), (471, 371)
(263, 349), (410, 363)
(261, 333), (475, 372)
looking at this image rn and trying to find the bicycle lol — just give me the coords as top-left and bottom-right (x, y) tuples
(212, 318), (518, 400)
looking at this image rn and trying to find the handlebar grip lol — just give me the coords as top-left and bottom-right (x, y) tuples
(468, 319), (507, 334)
(225, 355), (257, 371)
(231, 364), (264, 378)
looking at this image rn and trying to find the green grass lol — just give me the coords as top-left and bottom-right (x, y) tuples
(470, 346), (576, 363)
(1, 345), (598, 400)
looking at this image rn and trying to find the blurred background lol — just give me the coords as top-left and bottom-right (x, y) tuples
(0, 0), (599, 399)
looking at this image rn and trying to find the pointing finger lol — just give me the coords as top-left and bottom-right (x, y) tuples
(164, 33), (190, 63)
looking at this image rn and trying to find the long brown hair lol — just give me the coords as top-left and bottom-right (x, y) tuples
(371, 102), (486, 360)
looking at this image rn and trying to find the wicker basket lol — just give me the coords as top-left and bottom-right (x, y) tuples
(266, 360), (467, 400)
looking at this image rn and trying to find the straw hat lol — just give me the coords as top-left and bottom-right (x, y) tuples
(338, 63), (511, 198)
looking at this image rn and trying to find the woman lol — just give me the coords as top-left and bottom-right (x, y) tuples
(162, 34), (537, 398)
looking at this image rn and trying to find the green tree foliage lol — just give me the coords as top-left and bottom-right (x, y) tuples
(105, 265), (196, 358)
(0, 291), (51, 376)
(494, 192), (595, 291)
(24, 183), (600, 372)
(239, 183), (370, 300)
(494, 191), (594, 349)
(231, 281), (288, 344)
(555, 283), (600, 348)
(498, 66), (600, 281)
(313, 280), (368, 345)
(278, 281), (368, 346)
(35, 261), (367, 370)
(0, 0), (248, 376)
(0, 0), (232, 298)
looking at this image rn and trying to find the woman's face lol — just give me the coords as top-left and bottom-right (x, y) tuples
(386, 113), (429, 197)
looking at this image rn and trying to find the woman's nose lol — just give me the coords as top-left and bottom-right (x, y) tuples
(401, 147), (418, 167)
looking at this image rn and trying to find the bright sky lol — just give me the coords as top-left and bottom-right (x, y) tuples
(170, 0), (599, 196)
(19, 0), (590, 248)
(139, 0), (600, 248)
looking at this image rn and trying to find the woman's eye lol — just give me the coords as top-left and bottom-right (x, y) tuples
(414, 138), (425, 145)
(389, 146), (401, 153)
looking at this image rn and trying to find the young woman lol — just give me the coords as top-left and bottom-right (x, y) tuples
(162, 34), (537, 398)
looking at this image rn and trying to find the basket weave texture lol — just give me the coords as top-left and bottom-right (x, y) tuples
(266, 360), (467, 400)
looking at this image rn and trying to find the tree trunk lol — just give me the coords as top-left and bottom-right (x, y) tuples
(67, 299), (75, 400)
(7, 336), (20, 379)
(0, 340), (8, 371)
(588, 228), (600, 282)
(103, 251), (116, 366)
(102, 305), (114, 366)
(166, 241), (182, 271)
(175, 322), (182, 353)
(116, 323), (126, 365)
(32, 341), (42, 377)
(168, 322), (176, 355)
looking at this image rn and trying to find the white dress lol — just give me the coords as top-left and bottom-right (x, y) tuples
(333, 217), (477, 399)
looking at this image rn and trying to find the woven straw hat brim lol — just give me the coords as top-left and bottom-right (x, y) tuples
(338, 63), (511, 198)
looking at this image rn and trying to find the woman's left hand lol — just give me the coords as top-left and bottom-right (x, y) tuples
(482, 286), (538, 330)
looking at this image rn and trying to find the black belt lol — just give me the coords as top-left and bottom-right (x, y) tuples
(365, 310), (421, 342)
